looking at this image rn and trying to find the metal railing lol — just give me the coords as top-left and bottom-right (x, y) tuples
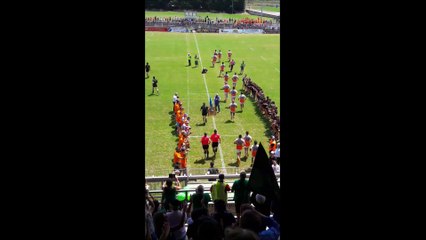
(146, 173), (280, 214)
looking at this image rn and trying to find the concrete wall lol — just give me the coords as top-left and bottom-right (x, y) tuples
(246, 9), (280, 19)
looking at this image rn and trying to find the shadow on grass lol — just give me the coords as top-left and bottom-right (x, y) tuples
(228, 162), (239, 167)
(168, 111), (174, 114)
(170, 130), (178, 136)
(224, 120), (234, 124)
(195, 123), (206, 127)
(148, 93), (157, 96)
(246, 95), (274, 139)
(145, 76), (149, 79)
(194, 159), (206, 165)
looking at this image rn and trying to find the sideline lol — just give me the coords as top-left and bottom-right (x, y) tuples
(191, 32), (227, 173)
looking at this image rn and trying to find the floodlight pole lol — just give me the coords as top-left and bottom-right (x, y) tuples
(232, 0), (234, 14)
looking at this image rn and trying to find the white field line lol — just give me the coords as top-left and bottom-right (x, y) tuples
(192, 32), (227, 173)
(249, 47), (255, 51)
(260, 56), (267, 61)
(185, 33), (190, 115)
(275, 67), (280, 72)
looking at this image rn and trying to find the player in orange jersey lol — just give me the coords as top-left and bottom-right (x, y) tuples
(229, 100), (238, 121)
(233, 134), (244, 166)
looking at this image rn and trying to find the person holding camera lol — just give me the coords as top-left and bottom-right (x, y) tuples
(161, 176), (181, 211)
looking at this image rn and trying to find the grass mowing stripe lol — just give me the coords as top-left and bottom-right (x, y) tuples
(185, 33), (191, 168)
(189, 135), (237, 138)
(186, 33), (190, 115)
(192, 32), (227, 174)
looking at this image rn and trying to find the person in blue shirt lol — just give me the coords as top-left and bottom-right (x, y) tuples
(214, 93), (221, 113)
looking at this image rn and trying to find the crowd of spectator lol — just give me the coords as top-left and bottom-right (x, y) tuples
(145, 15), (280, 33)
(145, 172), (281, 240)
(242, 76), (280, 141)
(172, 93), (191, 176)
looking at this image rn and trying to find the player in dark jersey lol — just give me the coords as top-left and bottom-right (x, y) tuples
(152, 76), (159, 95)
(194, 54), (199, 67)
(187, 53), (192, 66)
(200, 103), (209, 124)
(229, 59), (235, 71)
(145, 62), (150, 78)
(239, 61), (245, 75)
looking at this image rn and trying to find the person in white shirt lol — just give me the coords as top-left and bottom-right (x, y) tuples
(165, 199), (187, 240)
(272, 160), (280, 173)
(172, 92), (178, 110)
(275, 142), (281, 165)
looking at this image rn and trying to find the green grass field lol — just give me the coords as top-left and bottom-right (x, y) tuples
(249, 6), (280, 12)
(145, 31), (280, 176)
(145, 10), (275, 20)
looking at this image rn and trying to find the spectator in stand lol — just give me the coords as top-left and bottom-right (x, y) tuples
(165, 199), (188, 240)
(249, 193), (272, 231)
(269, 136), (277, 154)
(161, 177), (181, 211)
(240, 208), (280, 240)
(225, 227), (260, 240)
(207, 161), (219, 181)
(272, 160), (280, 174)
(186, 208), (209, 240)
(212, 199), (236, 238)
(192, 215), (222, 240)
(231, 171), (251, 222)
(152, 211), (171, 240)
(145, 187), (157, 240)
(189, 185), (211, 212)
(275, 143), (281, 165)
(210, 173), (231, 204)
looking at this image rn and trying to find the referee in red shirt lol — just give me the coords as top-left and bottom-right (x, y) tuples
(210, 129), (222, 158)
(200, 133), (211, 159)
